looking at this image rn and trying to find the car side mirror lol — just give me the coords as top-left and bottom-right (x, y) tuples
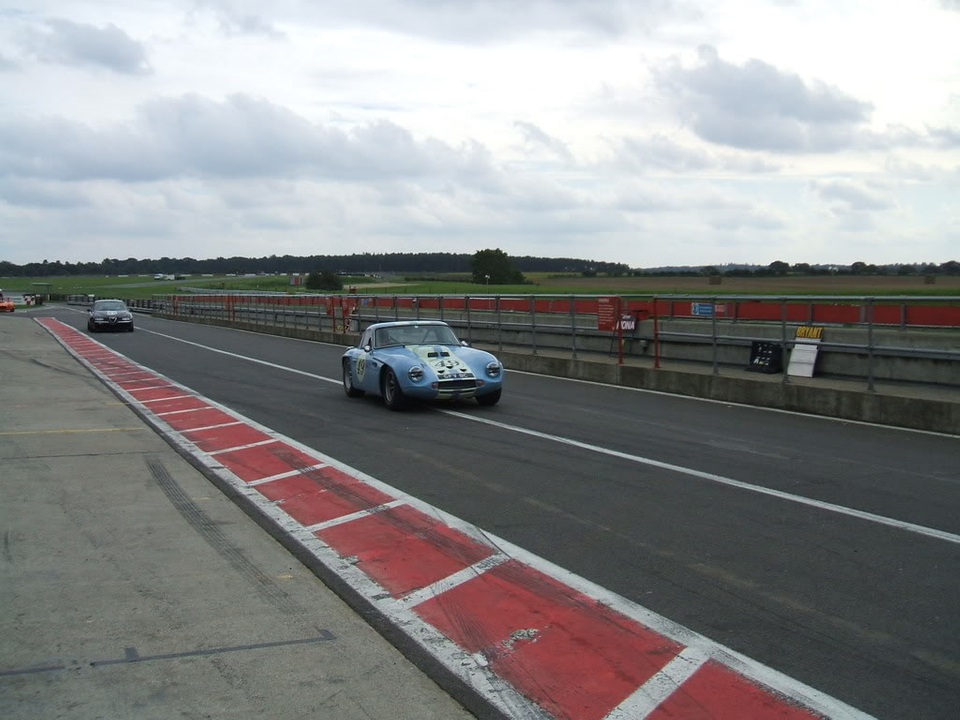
(363, 344), (372, 353)
(460, 340), (470, 347)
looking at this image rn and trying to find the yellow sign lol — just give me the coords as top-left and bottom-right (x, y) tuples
(795, 326), (823, 339)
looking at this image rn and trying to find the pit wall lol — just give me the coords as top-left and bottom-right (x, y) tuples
(154, 312), (960, 435)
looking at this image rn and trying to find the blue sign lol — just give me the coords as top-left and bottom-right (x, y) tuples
(691, 302), (715, 316)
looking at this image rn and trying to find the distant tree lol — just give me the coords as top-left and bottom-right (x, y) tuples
(305, 269), (343, 291)
(470, 248), (525, 285)
(791, 262), (811, 274)
(897, 264), (916, 276)
(701, 266), (720, 276)
(768, 260), (790, 276)
(850, 261), (868, 275)
(940, 260), (960, 275)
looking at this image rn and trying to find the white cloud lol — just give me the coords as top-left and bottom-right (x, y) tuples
(810, 178), (894, 214)
(18, 18), (151, 74)
(657, 45), (872, 153)
(1, 0), (959, 267)
(0, 94), (495, 183)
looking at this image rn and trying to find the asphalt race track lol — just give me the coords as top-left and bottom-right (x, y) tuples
(43, 307), (960, 719)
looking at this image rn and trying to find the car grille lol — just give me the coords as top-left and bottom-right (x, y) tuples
(437, 379), (477, 391)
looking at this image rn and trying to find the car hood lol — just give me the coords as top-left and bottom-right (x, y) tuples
(384, 344), (494, 375)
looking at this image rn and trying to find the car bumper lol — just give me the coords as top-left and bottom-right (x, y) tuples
(402, 377), (503, 401)
(91, 318), (133, 330)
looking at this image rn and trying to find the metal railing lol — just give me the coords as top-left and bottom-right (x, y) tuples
(149, 292), (960, 391)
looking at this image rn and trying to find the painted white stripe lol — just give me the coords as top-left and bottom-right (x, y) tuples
(154, 406), (212, 417)
(141, 328), (340, 383)
(439, 409), (960, 547)
(209, 438), (277, 454)
(183, 421), (246, 433)
(604, 646), (709, 719)
(505, 368), (960, 440)
(399, 553), (511, 607)
(126, 384), (180, 392)
(302, 499), (406, 532)
(140, 326), (960, 547)
(140, 394), (194, 403)
(246, 464), (329, 486)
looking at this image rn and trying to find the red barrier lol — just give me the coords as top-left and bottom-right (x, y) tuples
(166, 295), (960, 329)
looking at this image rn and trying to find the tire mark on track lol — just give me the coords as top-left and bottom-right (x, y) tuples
(144, 455), (304, 616)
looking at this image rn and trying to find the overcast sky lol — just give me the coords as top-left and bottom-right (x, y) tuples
(1, 0), (958, 268)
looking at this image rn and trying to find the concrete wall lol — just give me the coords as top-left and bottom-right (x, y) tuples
(454, 318), (960, 385)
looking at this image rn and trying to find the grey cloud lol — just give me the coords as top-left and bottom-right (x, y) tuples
(215, 9), (285, 38)
(610, 134), (780, 173)
(0, 53), (18, 71)
(0, 94), (494, 183)
(514, 121), (573, 162)
(658, 45), (872, 152)
(708, 211), (784, 231)
(616, 134), (712, 172)
(20, 19), (151, 74)
(928, 126), (960, 147)
(0, 178), (89, 208)
(207, 0), (678, 44)
(884, 156), (942, 182)
(811, 179), (892, 213)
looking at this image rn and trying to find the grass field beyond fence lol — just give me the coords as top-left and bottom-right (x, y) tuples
(2, 272), (959, 299)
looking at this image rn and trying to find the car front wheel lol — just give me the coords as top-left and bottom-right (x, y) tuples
(381, 368), (407, 410)
(476, 388), (502, 406)
(343, 360), (364, 397)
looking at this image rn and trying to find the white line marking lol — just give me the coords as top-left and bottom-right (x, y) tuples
(138, 394), (194, 404)
(140, 326), (960, 547)
(399, 554), (511, 607)
(605, 646), (709, 719)
(155, 406), (212, 417)
(438, 409), (960, 547)
(500, 368), (960, 438)
(126, 384), (181, 393)
(302, 499), (406, 532)
(209, 438), (278, 454)
(141, 328), (340, 383)
(182, 421), (246, 433)
(246, 464), (329, 486)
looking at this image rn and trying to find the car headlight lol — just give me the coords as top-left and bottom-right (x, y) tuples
(408, 366), (424, 381)
(485, 361), (501, 377)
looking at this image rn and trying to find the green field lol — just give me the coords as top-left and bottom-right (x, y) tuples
(2, 272), (959, 299)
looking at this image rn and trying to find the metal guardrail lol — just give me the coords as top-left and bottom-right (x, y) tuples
(49, 292), (960, 390)
(147, 292), (959, 391)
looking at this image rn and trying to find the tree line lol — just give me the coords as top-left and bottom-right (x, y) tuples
(655, 260), (960, 277)
(0, 252), (629, 278)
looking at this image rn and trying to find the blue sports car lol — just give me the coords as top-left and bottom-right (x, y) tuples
(341, 321), (504, 410)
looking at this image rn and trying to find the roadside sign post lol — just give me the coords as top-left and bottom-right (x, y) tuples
(712, 296), (719, 375)
(617, 296), (624, 365)
(780, 297), (790, 384)
(570, 294), (577, 359)
(653, 296), (661, 369)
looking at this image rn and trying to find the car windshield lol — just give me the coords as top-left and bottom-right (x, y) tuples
(94, 301), (128, 311)
(375, 324), (460, 348)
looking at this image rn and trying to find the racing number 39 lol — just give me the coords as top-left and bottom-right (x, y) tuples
(355, 355), (366, 382)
